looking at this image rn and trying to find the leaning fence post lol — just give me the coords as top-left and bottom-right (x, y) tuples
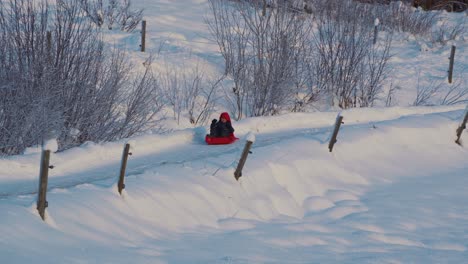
(118, 143), (132, 194)
(328, 115), (344, 152)
(234, 140), (253, 181)
(448, 45), (456, 83)
(140, 20), (146, 52)
(37, 150), (52, 220)
(455, 108), (468, 145)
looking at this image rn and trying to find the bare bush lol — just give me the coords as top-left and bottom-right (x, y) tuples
(440, 72), (468, 105)
(160, 64), (220, 125)
(413, 87), (436, 106)
(79, 0), (143, 32)
(431, 17), (466, 45)
(243, 2), (310, 116)
(0, 0), (162, 155)
(412, 69), (468, 106)
(385, 83), (400, 107)
(307, 0), (438, 37)
(113, 57), (164, 139)
(209, 0), (394, 112)
(412, 74), (443, 106)
(310, 0), (393, 108)
(206, 0), (252, 120)
(207, 0), (310, 117)
(118, 0), (144, 31)
(378, 1), (438, 35)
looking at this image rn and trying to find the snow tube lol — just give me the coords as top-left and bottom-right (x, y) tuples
(205, 134), (238, 145)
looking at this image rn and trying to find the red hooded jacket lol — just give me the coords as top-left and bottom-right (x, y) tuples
(219, 112), (231, 123)
(212, 112), (235, 138)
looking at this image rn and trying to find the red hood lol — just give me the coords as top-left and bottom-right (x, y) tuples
(219, 112), (231, 122)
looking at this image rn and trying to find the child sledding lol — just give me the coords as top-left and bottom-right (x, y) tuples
(205, 112), (238, 145)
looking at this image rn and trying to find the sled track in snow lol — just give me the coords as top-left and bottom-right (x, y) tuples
(0, 109), (465, 199)
(0, 126), (332, 199)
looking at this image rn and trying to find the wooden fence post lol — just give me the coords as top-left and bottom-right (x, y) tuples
(234, 140), (253, 181)
(141, 20), (146, 52)
(373, 25), (378, 45)
(448, 45), (456, 83)
(37, 150), (51, 220)
(328, 115), (344, 152)
(455, 109), (468, 145)
(373, 18), (379, 45)
(118, 143), (132, 194)
(46, 31), (52, 63)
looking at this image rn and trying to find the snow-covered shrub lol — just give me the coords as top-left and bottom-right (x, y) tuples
(412, 70), (468, 106)
(0, 0), (162, 155)
(309, 0), (393, 108)
(159, 64), (220, 126)
(208, 0), (311, 117)
(440, 74), (468, 105)
(79, 0), (143, 32)
(208, 0), (394, 113)
(430, 17), (466, 45)
(307, 0), (438, 37)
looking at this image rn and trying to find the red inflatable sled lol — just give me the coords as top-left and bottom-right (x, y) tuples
(205, 134), (239, 145)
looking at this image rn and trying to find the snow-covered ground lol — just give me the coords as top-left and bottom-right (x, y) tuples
(1, 105), (468, 263)
(1, 0), (468, 263)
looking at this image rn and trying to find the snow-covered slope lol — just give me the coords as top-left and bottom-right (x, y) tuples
(1, 0), (468, 263)
(1, 106), (468, 263)
(110, 0), (468, 109)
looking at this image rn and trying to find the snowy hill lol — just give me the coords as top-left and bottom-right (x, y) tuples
(1, 0), (468, 263)
(2, 105), (468, 263)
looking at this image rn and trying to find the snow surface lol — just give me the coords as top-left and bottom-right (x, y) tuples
(1, 0), (468, 263)
(2, 105), (468, 263)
